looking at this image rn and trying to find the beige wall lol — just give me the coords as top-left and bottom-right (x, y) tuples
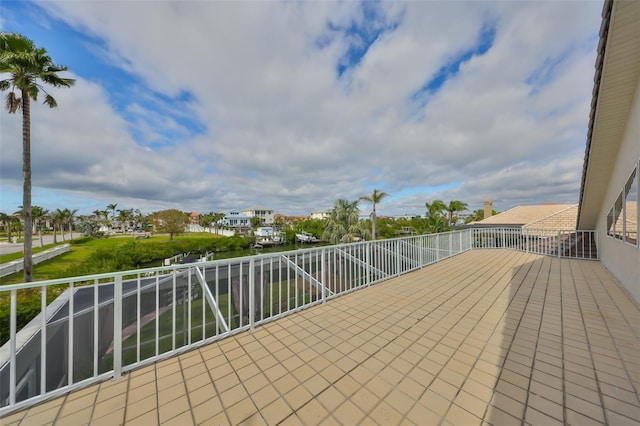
(597, 77), (640, 303)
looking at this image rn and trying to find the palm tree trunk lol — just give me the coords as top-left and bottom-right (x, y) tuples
(372, 204), (377, 240)
(53, 225), (57, 244)
(22, 89), (33, 282)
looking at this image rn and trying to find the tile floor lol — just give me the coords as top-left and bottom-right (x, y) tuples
(1, 250), (639, 425)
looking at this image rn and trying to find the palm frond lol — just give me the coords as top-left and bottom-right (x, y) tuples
(5, 91), (20, 113)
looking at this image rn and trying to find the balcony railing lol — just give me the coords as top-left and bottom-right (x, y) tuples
(0, 227), (597, 415)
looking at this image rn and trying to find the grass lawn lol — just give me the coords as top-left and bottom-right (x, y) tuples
(0, 233), (230, 285)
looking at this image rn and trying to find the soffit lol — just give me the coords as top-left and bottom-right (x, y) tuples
(578, 0), (640, 229)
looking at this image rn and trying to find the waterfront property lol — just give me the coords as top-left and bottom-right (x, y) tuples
(0, 0), (639, 423)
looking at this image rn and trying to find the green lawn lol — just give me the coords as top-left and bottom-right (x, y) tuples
(0, 233), (230, 285)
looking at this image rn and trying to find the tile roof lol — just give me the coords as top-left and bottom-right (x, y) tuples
(474, 204), (577, 227)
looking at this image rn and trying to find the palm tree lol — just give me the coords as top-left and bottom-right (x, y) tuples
(52, 208), (68, 243)
(117, 208), (132, 232)
(0, 212), (13, 242)
(1, 33), (75, 282)
(425, 200), (448, 233)
(65, 208), (78, 239)
(107, 203), (118, 220)
(199, 213), (214, 231)
(359, 188), (389, 240)
(323, 199), (370, 244)
(425, 200), (447, 219)
(445, 200), (468, 227)
(31, 205), (49, 247)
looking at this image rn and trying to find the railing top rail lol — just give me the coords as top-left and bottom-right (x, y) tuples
(1, 227), (597, 292)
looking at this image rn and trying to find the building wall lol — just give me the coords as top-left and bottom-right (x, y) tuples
(596, 77), (640, 303)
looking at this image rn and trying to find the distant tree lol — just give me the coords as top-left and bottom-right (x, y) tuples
(1, 32), (75, 281)
(107, 203), (118, 220)
(445, 200), (468, 227)
(149, 209), (188, 240)
(133, 209), (148, 233)
(117, 208), (132, 232)
(32, 205), (49, 247)
(424, 200), (449, 233)
(425, 200), (447, 219)
(293, 218), (325, 239)
(273, 215), (285, 230)
(359, 188), (389, 240)
(323, 199), (370, 244)
(250, 216), (262, 229)
(0, 212), (13, 242)
(210, 212), (226, 233)
(199, 213), (212, 230)
(464, 208), (497, 224)
(65, 208), (78, 239)
(77, 218), (102, 237)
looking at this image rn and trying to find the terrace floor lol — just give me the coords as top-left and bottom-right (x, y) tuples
(2, 249), (639, 425)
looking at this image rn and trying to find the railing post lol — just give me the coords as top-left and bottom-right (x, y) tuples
(249, 258), (255, 331)
(558, 231), (561, 259)
(68, 281), (74, 387)
(449, 233), (453, 258)
(366, 243), (371, 285)
(113, 275), (123, 378)
(9, 289), (17, 406)
(321, 248), (326, 303)
(395, 239), (401, 275)
(42, 285), (48, 396)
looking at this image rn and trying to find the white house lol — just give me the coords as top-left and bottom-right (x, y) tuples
(241, 207), (274, 225)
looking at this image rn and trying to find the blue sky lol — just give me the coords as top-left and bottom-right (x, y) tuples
(0, 0), (602, 217)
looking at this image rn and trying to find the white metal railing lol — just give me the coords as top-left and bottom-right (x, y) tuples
(471, 228), (598, 260)
(0, 245), (71, 278)
(0, 227), (596, 415)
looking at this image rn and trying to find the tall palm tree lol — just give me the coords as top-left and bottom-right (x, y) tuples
(323, 199), (370, 244)
(0, 212), (13, 242)
(65, 208), (78, 239)
(425, 200), (446, 220)
(52, 208), (68, 242)
(107, 203), (118, 220)
(1, 33), (74, 282)
(359, 188), (389, 240)
(31, 205), (49, 247)
(445, 200), (468, 227)
(425, 200), (448, 233)
(117, 208), (132, 232)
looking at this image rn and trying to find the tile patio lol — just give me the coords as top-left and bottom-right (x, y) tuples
(1, 249), (639, 425)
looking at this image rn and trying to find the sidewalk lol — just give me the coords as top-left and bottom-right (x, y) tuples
(0, 233), (76, 256)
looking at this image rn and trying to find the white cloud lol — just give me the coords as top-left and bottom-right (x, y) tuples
(0, 0), (603, 216)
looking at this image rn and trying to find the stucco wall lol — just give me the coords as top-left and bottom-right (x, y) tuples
(596, 77), (640, 303)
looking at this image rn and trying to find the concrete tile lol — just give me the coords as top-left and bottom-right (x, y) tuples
(226, 397), (258, 425)
(445, 404), (483, 426)
(260, 398), (292, 424)
(296, 399), (329, 425)
(368, 400), (403, 425)
(316, 386), (345, 412)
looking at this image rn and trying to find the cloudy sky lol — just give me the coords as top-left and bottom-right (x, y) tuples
(0, 0), (602, 217)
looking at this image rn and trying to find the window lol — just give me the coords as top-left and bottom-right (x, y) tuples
(624, 167), (637, 245)
(607, 207), (615, 236)
(613, 193), (624, 240)
(607, 162), (639, 246)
